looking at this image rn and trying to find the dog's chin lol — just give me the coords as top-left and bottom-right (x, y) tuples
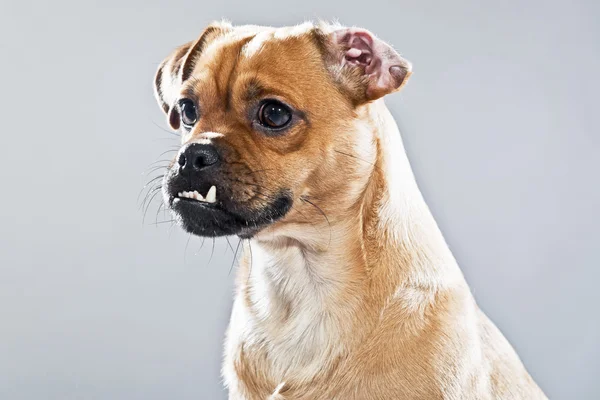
(167, 193), (293, 238)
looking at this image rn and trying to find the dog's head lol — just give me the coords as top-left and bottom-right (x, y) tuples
(154, 22), (411, 238)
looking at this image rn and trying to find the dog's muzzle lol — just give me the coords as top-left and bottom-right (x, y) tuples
(162, 142), (292, 238)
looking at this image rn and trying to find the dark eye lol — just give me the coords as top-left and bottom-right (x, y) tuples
(179, 99), (198, 127)
(258, 101), (292, 129)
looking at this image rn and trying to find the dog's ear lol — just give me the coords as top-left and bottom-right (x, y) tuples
(323, 27), (412, 103)
(153, 23), (230, 129)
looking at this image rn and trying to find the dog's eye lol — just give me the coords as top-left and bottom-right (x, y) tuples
(258, 101), (292, 129)
(179, 99), (198, 127)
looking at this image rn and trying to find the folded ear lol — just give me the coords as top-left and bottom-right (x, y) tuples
(326, 27), (412, 103)
(153, 23), (230, 129)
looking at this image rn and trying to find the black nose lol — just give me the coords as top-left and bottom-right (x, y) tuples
(177, 143), (220, 174)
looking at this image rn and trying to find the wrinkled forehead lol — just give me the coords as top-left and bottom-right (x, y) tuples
(184, 22), (336, 109)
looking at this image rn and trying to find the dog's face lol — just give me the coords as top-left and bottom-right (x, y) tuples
(154, 22), (411, 238)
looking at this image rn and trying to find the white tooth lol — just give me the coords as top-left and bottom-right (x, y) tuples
(192, 190), (205, 201)
(205, 186), (216, 203)
(178, 192), (183, 197)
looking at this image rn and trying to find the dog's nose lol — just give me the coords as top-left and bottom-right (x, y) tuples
(177, 143), (220, 174)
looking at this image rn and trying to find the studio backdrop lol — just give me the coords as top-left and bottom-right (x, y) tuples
(0, 0), (598, 399)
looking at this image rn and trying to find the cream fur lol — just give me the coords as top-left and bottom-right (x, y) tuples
(152, 21), (546, 399)
(223, 99), (546, 399)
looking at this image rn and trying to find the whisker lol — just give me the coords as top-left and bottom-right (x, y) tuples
(150, 219), (175, 225)
(208, 237), (216, 264)
(140, 185), (162, 211)
(142, 190), (162, 224)
(225, 236), (235, 254)
(333, 150), (381, 172)
(184, 234), (192, 263)
(289, 202), (323, 235)
(142, 165), (169, 176)
(138, 174), (163, 201)
(229, 238), (242, 276)
(246, 239), (254, 285)
(151, 121), (180, 138)
(194, 237), (207, 256)
(167, 220), (177, 236)
(146, 159), (173, 167)
(141, 174), (165, 189)
(155, 148), (179, 159)
(300, 197), (332, 247)
(155, 202), (166, 226)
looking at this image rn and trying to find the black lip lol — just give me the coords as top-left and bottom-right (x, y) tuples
(167, 191), (293, 238)
(170, 197), (242, 237)
(174, 196), (219, 209)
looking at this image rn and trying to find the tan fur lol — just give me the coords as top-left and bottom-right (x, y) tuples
(154, 21), (546, 400)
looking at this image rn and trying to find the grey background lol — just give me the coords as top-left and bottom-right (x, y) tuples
(0, 0), (598, 399)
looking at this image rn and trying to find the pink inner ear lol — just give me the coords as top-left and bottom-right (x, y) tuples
(334, 28), (412, 99)
(341, 31), (373, 67)
(344, 32), (375, 67)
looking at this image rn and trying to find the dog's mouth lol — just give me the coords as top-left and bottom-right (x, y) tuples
(164, 178), (292, 238)
(177, 186), (218, 205)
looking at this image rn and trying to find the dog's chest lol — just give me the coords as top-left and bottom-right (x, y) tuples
(224, 244), (352, 390)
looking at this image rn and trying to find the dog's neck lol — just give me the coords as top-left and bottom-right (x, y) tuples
(231, 99), (464, 382)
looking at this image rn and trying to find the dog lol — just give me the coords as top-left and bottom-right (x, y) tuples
(153, 21), (547, 400)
